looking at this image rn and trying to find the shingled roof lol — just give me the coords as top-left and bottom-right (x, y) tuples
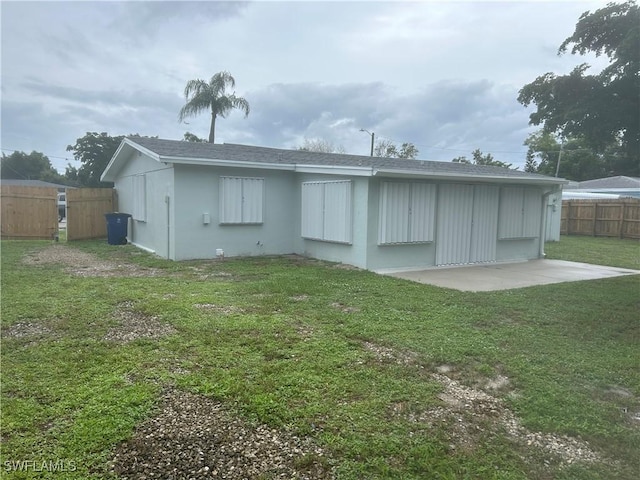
(102, 137), (565, 185)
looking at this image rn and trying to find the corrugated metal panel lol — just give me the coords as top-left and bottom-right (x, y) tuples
(470, 185), (498, 263)
(242, 177), (264, 223)
(220, 177), (243, 224)
(133, 174), (146, 221)
(410, 183), (437, 242)
(220, 177), (264, 224)
(378, 182), (436, 244)
(498, 187), (542, 239)
(436, 184), (474, 265)
(379, 182), (410, 244)
(301, 182), (324, 240)
(323, 181), (352, 243)
(498, 187), (524, 239)
(522, 188), (542, 237)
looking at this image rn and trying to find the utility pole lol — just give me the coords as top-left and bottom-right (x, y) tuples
(555, 141), (564, 177)
(359, 129), (374, 157)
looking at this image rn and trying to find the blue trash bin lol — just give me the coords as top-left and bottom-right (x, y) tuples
(105, 213), (132, 245)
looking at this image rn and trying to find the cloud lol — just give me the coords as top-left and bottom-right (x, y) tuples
(1, 0), (613, 173)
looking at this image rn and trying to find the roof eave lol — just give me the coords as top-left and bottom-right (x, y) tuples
(160, 155), (296, 171)
(101, 138), (162, 182)
(372, 168), (568, 185)
(294, 164), (373, 176)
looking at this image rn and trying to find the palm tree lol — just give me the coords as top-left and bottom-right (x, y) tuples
(178, 71), (250, 143)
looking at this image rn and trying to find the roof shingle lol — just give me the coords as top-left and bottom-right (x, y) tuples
(127, 137), (562, 182)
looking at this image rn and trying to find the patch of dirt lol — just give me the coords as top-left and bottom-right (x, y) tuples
(290, 294), (309, 302)
(104, 302), (177, 343)
(1, 321), (52, 339)
(194, 304), (246, 315)
(362, 341), (418, 366)
(22, 244), (163, 277)
(330, 302), (360, 314)
(110, 389), (334, 479)
(364, 342), (600, 467)
(422, 374), (599, 465)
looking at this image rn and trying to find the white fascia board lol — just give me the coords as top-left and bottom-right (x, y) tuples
(101, 138), (162, 182)
(294, 165), (373, 176)
(373, 168), (567, 185)
(160, 155), (296, 171)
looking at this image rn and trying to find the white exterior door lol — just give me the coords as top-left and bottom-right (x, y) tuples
(436, 184), (498, 266)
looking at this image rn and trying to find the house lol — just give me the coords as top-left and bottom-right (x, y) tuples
(101, 137), (566, 271)
(563, 176), (640, 199)
(1, 179), (71, 190)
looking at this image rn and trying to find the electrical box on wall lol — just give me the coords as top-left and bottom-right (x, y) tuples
(203, 213), (210, 224)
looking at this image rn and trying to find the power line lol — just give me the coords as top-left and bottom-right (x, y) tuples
(374, 135), (594, 156)
(1, 147), (73, 161)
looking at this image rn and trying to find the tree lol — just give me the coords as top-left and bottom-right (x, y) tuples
(183, 132), (207, 143)
(374, 140), (419, 159)
(517, 1), (639, 167)
(452, 149), (513, 169)
(178, 71), (250, 143)
(298, 138), (345, 154)
(523, 131), (618, 181)
(0, 150), (65, 183)
(66, 132), (125, 187)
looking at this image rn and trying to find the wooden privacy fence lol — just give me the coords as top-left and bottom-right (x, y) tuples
(1, 185), (58, 239)
(67, 188), (117, 241)
(561, 199), (640, 239)
(1, 186), (117, 241)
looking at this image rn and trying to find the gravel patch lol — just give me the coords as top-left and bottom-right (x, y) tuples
(22, 244), (162, 277)
(330, 302), (360, 314)
(1, 321), (52, 339)
(110, 389), (334, 480)
(104, 302), (177, 343)
(194, 304), (246, 315)
(364, 342), (601, 467)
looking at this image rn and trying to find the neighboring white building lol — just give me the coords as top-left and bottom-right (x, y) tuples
(563, 176), (640, 199)
(101, 137), (566, 270)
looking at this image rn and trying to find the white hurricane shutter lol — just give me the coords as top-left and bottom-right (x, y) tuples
(242, 177), (264, 224)
(378, 182), (435, 244)
(469, 185), (499, 263)
(301, 180), (352, 243)
(133, 174), (146, 221)
(324, 181), (352, 243)
(436, 184), (474, 265)
(220, 177), (264, 224)
(379, 182), (410, 244)
(410, 183), (436, 242)
(498, 187), (541, 239)
(498, 187), (524, 239)
(522, 188), (541, 237)
(301, 182), (325, 240)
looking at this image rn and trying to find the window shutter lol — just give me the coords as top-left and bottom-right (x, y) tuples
(133, 174), (146, 221)
(220, 177), (264, 224)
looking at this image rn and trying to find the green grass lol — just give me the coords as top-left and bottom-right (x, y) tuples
(1, 237), (639, 479)
(545, 235), (640, 269)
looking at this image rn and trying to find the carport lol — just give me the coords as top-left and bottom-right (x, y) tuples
(378, 259), (640, 292)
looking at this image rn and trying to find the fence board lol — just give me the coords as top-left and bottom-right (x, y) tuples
(561, 199), (640, 239)
(67, 188), (117, 241)
(0, 186), (58, 239)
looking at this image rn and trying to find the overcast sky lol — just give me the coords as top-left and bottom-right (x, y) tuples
(1, 0), (612, 174)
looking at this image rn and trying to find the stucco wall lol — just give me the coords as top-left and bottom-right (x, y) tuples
(113, 152), (174, 256)
(172, 164), (296, 260)
(292, 174), (369, 269)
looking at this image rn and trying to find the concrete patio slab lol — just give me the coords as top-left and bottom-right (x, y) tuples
(379, 259), (640, 292)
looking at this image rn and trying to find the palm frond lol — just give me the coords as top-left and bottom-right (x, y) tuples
(210, 71), (235, 98)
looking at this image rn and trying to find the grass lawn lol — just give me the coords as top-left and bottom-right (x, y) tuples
(1, 236), (638, 479)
